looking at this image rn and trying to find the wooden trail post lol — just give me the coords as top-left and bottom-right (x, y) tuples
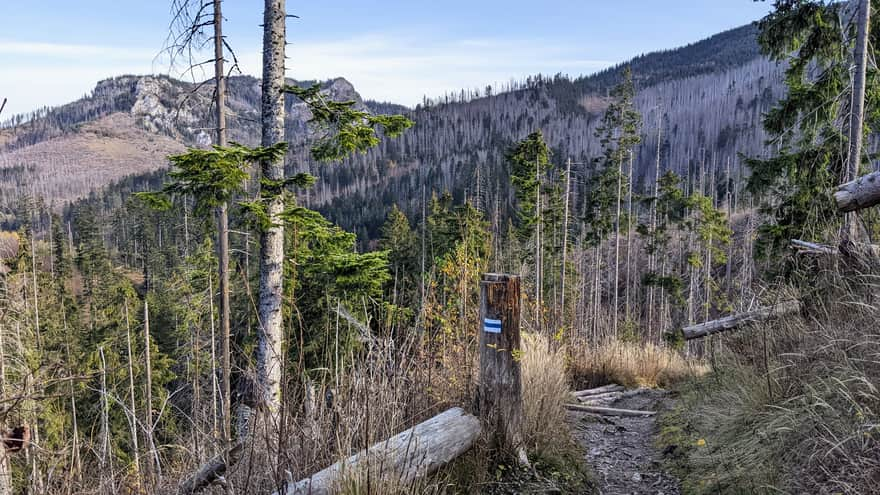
(478, 273), (526, 462)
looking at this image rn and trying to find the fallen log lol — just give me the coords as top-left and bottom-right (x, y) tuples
(835, 171), (880, 212)
(565, 404), (656, 417)
(576, 391), (622, 403)
(578, 388), (653, 405)
(790, 239), (838, 255)
(178, 442), (244, 494)
(790, 239), (880, 257)
(572, 384), (623, 398)
(275, 407), (480, 495)
(681, 300), (801, 340)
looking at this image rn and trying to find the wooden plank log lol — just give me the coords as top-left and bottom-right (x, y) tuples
(565, 404), (656, 417)
(835, 171), (880, 212)
(681, 300), (801, 340)
(572, 384), (624, 398)
(275, 407), (481, 495)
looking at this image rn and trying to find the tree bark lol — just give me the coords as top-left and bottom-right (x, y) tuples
(843, 0), (871, 240)
(835, 170), (880, 213)
(561, 158), (571, 332)
(276, 408), (480, 495)
(613, 150), (623, 337)
(213, 0), (233, 451)
(648, 112), (662, 339)
(681, 300), (801, 340)
(124, 302), (142, 492)
(478, 273), (524, 459)
(143, 300), (158, 484)
(258, 0), (287, 440)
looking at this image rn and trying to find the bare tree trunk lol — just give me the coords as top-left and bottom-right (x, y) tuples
(212, 0), (233, 451)
(625, 150), (634, 324)
(648, 113), (661, 338)
(0, 308), (10, 495)
(208, 279), (218, 443)
(99, 347), (112, 495)
(63, 313), (81, 494)
(592, 246), (601, 341)
(725, 156), (733, 297)
(143, 300), (158, 485)
(561, 158), (572, 334)
(28, 229), (43, 494)
(843, 0), (871, 241)
(258, 0), (287, 466)
(613, 151), (623, 337)
(535, 155), (543, 335)
(124, 302), (142, 492)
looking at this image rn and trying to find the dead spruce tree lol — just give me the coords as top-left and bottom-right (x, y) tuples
(165, 0), (240, 449)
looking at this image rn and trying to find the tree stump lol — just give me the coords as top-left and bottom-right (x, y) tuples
(477, 273), (524, 460)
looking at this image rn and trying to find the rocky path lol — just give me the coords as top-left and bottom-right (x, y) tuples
(569, 389), (680, 495)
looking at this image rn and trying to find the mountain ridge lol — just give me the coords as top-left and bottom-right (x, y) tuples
(0, 22), (780, 240)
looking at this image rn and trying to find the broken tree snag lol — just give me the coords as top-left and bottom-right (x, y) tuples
(835, 171), (880, 213)
(681, 300), (801, 340)
(478, 273), (525, 459)
(2, 426), (29, 453)
(564, 404), (656, 417)
(177, 443), (244, 494)
(572, 384), (624, 398)
(276, 407), (480, 495)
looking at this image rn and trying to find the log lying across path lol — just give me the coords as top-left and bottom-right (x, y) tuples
(681, 300), (801, 340)
(275, 407), (480, 495)
(835, 171), (880, 212)
(564, 403), (656, 417)
(572, 384), (624, 398)
(576, 388), (651, 406)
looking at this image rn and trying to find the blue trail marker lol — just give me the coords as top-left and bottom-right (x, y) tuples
(483, 318), (502, 334)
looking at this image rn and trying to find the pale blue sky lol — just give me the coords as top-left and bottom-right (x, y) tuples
(1, 1), (773, 117)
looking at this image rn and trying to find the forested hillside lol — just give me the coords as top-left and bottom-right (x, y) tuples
(0, 24), (781, 240)
(2, 2), (879, 494)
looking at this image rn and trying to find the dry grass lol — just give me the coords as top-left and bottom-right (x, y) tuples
(570, 338), (708, 389)
(658, 262), (880, 494)
(521, 333), (571, 457)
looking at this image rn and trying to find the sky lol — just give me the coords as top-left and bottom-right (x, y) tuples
(0, 1), (773, 117)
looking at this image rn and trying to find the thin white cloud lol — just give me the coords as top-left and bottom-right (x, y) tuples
(237, 34), (614, 105)
(1, 33), (613, 116)
(0, 40), (154, 60)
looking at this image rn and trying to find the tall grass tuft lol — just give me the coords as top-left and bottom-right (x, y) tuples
(659, 262), (880, 493)
(570, 338), (708, 389)
(521, 334), (571, 458)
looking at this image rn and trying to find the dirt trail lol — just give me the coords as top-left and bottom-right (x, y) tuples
(569, 389), (680, 495)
